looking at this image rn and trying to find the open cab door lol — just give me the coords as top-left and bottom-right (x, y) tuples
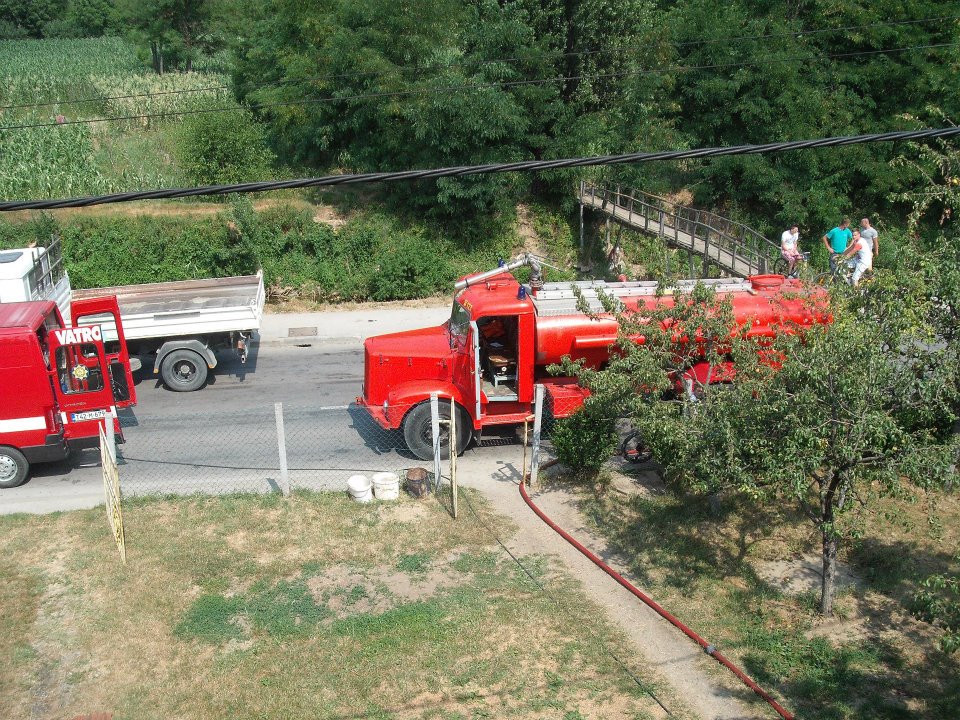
(70, 296), (137, 408)
(48, 325), (124, 443)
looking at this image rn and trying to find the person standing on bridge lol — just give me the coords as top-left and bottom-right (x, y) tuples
(780, 224), (803, 277)
(822, 218), (853, 272)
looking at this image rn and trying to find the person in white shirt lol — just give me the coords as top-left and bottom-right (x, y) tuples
(780, 225), (803, 277)
(841, 229), (872, 286)
(859, 217), (879, 260)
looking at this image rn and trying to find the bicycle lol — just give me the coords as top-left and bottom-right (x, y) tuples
(772, 251), (811, 279)
(620, 428), (654, 464)
(814, 254), (873, 287)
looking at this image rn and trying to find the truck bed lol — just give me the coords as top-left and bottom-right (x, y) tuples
(72, 272), (265, 341)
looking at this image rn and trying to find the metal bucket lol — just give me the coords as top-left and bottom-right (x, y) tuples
(405, 467), (430, 498)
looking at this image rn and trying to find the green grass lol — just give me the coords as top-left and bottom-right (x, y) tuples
(579, 475), (960, 720)
(0, 491), (688, 720)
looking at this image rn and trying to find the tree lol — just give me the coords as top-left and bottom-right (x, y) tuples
(176, 107), (275, 186)
(231, 0), (669, 217)
(117, 0), (214, 73)
(557, 276), (959, 614)
(0, 0), (66, 38)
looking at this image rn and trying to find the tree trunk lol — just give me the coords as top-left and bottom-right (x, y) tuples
(821, 530), (838, 615)
(150, 42), (161, 74)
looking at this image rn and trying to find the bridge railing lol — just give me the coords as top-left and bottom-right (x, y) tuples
(580, 181), (781, 277)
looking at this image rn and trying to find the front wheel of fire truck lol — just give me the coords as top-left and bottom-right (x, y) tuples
(402, 401), (472, 461)
(0, 446), (29, 489)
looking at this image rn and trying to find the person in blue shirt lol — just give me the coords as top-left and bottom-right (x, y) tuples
(821, 218), (853, 272)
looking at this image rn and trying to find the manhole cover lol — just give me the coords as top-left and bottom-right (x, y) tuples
(288, 326), (318, 337)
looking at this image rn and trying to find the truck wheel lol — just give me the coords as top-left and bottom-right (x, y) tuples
(160, 350), (208, 392)
(402, 401), (472, 461)
(0, 446), (29, 489)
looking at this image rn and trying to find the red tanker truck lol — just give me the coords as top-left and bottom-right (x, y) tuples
(357, 255), (829, 459)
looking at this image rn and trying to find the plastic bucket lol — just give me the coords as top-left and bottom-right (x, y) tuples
(372, 471), (400, 501)
(347, 474), (373, 503)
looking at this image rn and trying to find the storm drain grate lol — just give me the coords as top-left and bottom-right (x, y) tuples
(288, 326), (318, 337)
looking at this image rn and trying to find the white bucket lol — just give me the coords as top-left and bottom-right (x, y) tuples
(372, 471), (400, 501)
(347, 474), (373, 503)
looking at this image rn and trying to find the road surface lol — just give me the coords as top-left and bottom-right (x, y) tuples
(1, 336), (517, 514)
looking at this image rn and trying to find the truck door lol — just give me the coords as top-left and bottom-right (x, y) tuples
(451, 321), (482, 425)
(48, 327), (123, 442)
(70, 296), (137, 408)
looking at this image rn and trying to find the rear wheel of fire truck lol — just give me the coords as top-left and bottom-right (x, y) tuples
(402, 401), (472, 461)
(0, 446), (29, 489)
(160, 350), (208, 392)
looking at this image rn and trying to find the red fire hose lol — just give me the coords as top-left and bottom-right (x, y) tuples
(518, 479), (794, 720)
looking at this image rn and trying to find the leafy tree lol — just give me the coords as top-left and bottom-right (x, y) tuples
(117, 0), (215, 72)
(0, 0), (66, 38)
(231, 0), (668, 216)
(557, 275), (959, 615)
(176, 106), (275, 186)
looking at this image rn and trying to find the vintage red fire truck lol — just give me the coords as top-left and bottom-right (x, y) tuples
(357, 255), (830, 460)
(0, 296), (136, 488)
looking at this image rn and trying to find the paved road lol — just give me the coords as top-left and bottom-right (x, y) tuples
(2, 335), (517, 514)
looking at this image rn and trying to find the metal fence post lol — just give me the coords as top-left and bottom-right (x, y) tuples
(449, 398), (458, 519)
(274, 402), (290, 497)
(530, 385), (544, 488)
(430, 393), (441, 492)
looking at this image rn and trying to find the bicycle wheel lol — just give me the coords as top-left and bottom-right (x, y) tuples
(621, 431), (654, 463)
(772, 257), (788, 275)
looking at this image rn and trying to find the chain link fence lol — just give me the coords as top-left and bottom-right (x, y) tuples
(116, 402), (424, 497)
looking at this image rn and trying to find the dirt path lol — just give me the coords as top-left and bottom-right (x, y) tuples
(460, 461), (769, 720)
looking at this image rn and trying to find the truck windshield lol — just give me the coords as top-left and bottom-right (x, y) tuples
(450, 301), (471, 341)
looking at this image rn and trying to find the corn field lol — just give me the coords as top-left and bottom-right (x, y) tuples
(0, 38), (235, 200)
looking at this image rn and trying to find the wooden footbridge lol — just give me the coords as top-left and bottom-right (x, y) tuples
(578, 181), (781, 278)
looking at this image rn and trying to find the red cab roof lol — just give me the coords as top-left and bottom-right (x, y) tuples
(0, 301), (57, 334)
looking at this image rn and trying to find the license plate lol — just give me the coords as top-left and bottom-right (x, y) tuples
(70, 410), (107, 422)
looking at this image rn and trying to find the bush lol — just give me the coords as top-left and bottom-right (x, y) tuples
(176, 106), (275, 187)
(372, 232), (450, 301)
(551, 402), (618, 483)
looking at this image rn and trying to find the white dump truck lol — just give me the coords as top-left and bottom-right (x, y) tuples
(0, 237), (264, 392)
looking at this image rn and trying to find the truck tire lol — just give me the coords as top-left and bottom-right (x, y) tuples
(402, 401), (472, 461)
(0, 446), (29, 489)
(160, 349), (208, 392)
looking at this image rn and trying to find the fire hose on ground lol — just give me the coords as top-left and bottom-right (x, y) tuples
(518, 475), (795, 720)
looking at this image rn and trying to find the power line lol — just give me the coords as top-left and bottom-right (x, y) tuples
(2, 41), (955, 133)
(2, 13), (956, 113)
(2, 126), (957, 211)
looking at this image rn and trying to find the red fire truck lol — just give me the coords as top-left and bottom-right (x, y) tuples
(0, 296), (136, 488)
(357, 255), (829, 460)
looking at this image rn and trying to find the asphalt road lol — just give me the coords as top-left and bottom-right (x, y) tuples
(2, 338), (519, 514)
(1, 340), (384, 513)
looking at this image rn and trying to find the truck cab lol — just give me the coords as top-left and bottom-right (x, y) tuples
(0, 297), (136, 488)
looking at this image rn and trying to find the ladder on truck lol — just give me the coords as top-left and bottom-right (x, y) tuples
(530, 277), (754, 316)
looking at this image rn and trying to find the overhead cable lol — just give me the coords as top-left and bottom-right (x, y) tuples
(2, 126), (958, 211)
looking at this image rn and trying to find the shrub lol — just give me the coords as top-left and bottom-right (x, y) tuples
(176, 106), (275, 186)
(371, 232), (450, 301)
(551, 401), (618, 484)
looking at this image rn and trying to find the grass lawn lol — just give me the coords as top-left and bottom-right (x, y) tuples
(578, 469), (960, 720)
(0, 490), (684, 720)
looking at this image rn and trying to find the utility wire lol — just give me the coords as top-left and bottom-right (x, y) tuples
(1, 41), (955, 132)
(3, 13), (956, 113)
(2, 126), (957, 211)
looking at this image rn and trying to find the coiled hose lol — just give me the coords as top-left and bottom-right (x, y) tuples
(518, 479), (794, 720)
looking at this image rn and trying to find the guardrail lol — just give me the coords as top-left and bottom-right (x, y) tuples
(579, 181), (780, 277)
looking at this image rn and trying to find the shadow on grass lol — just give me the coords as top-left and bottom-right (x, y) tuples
(582, 487), (960, 720)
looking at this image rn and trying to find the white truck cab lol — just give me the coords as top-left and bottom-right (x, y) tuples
(0, 244), (72, 323)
